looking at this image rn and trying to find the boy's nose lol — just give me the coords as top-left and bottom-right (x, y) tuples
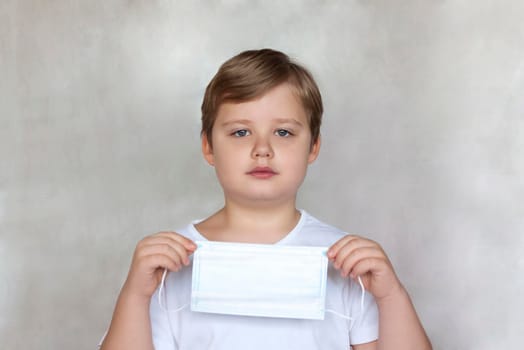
(254, 150), (272, 158)
(252, 140), (274, 159)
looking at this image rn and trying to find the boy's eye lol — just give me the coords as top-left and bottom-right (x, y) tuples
(232, 129), (250, 137)
(275, 129), (292, 137)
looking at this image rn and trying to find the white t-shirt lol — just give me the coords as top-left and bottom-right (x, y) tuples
(149, 210), (379, 349)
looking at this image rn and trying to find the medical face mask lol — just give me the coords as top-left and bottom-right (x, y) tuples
(159, 241), (365, 322)
(191, 240), (329, 320)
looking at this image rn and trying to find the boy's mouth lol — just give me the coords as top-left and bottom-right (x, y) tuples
(247, 167), (278, 179)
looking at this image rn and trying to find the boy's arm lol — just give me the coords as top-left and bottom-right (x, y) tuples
(100, 232), (196, 350)
(352, 286), (431, 350)
(100, 288), (154, 350)
(374, 286), (431, 350)
(328, 236), (432, 350)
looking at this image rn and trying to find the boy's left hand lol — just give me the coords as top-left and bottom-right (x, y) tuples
(328, 235), (404, 301)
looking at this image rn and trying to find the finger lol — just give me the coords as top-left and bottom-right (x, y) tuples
(349, 257), (388, 279)
(141, 233), (197, 255)
(138, 243), (186, 268)
(142, 253), (179, 273)
(140, 237), (193, 265)
(339, 247), (385, 277)
(152, 232), (197, 251)
(328, 235), (360, 258)
(331, 239), (376, 268)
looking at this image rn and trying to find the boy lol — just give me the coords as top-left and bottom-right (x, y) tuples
(100, 49), (432, 350)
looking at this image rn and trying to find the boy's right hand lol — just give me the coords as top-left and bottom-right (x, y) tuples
(121, 232), (197, 301)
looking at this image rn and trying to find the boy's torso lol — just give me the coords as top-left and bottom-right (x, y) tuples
(150, 211), (379, 349)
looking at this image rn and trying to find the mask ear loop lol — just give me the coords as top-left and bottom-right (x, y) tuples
(158, 268), (189, 350)
(158, 268), (189, 312)
(160, 268), (365, 324)
(158, 268), (167, 309)
(324, 275), (366, 329)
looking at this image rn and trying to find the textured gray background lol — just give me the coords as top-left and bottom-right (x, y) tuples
(1, 1), (523, 349)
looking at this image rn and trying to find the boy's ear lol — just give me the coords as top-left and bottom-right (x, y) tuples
(307, 135), (321, 164)
(201, 134), (215, 166)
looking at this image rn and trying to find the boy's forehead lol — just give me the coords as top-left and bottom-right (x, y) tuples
(215, 84), (307, 123)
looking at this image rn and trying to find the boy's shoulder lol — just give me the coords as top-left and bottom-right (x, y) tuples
(174, 219), (203, 242)
(296, 210), (349, 246)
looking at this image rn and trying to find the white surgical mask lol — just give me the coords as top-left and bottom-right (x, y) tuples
(190, 240), (329, 320)
(158, 241), (365, 323)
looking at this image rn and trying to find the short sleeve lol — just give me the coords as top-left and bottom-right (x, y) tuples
(97, 330), (107, 348)
(347, 279), (379, 345)
(150, 286), (176, 350)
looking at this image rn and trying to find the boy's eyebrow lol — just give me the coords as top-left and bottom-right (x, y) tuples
(273, 118), (305, 127)
(219, 119), (253, 127)
(220, 118), (305, 127)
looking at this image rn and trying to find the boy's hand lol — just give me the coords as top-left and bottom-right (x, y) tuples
(328, 235), (403, 301)
(121, 232), (197, 301)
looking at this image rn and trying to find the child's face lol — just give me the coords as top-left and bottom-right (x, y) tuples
(202, 83), (320, 206)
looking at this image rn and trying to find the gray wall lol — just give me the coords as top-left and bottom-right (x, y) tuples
(1, 1), (523, 349)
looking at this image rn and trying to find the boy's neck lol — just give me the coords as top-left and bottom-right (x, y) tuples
(195, 202), (301, 244)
